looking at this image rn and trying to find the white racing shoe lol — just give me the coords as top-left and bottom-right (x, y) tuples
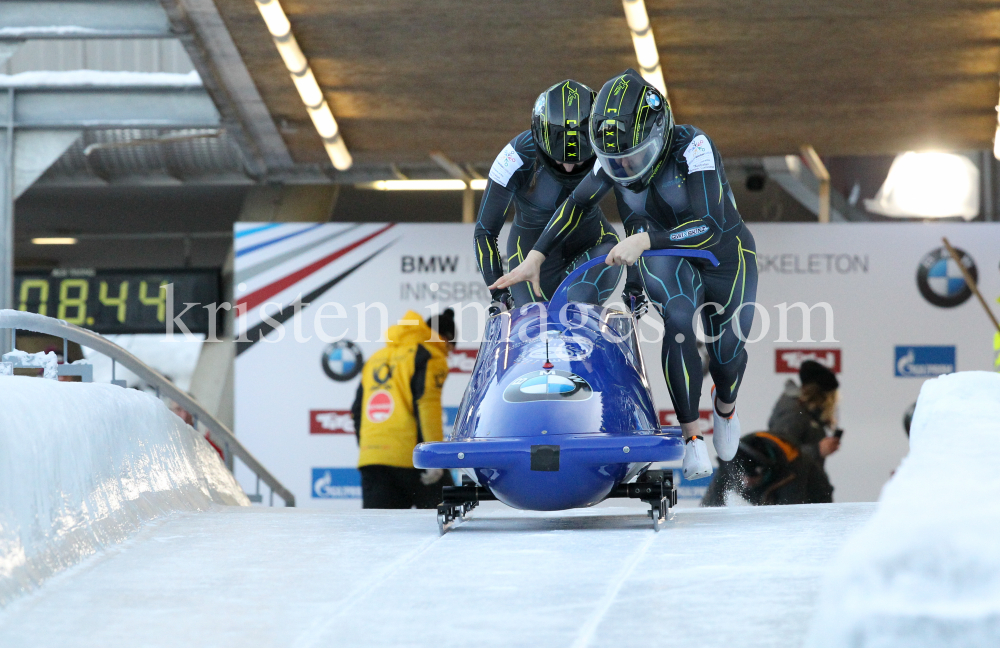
(711, 386), (740, 462)
(682, 435), (712, 481)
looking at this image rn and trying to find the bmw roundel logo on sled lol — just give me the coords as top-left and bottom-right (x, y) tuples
(917, 247), (977, 308)
(321, 339), (364, 381)
(503, 369), (593, 403)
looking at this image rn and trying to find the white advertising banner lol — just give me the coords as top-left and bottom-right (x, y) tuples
(234, 222), (1000, 506)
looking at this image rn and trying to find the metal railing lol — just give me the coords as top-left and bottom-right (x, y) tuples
(0, 309), (294, 507)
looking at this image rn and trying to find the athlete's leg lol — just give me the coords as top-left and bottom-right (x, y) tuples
(563, 216), (623, 305)
(640, 253), (716, 478)
(638, 254), (706, 428)
(700, 227), (758, 408)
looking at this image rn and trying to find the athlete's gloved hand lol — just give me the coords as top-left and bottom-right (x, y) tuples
(420, 468), (445, 485)
(623, 286), (649, 320)
(605, 232), (651, 266)
(489, 250), (545, 298)
(488, 289), (514, 316)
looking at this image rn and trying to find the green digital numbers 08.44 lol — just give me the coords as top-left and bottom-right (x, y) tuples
(15, 270), (218, 334)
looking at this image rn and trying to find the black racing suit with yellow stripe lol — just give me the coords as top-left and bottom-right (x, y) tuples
(474, 130), (622, 306)
(534, 125), (758, 425)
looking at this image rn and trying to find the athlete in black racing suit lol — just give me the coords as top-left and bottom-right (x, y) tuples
(474, 80), (622, 308)
(492, 69), (758, 480)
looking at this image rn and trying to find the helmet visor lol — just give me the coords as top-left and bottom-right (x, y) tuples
(596, 137), (664, 183)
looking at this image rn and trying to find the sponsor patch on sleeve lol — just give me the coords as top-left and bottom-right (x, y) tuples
(488, 143), (524, 187)
(669, 224), (709, 241)
(683, 134), (716, 174)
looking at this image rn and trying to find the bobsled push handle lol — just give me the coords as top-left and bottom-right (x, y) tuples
(548, 249), (720, 313)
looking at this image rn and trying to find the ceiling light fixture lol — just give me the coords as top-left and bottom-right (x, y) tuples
(32, 237), (77, 245)
(621, 0), (668, 97)
(865, 151), (979, 220)
(359, 179), (488, 191)
(254, 0), (352, 170)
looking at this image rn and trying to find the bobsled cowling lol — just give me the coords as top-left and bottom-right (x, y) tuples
(413, 249), (719, 511)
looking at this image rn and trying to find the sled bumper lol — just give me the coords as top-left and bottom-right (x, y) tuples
(413, 431), (684, 471)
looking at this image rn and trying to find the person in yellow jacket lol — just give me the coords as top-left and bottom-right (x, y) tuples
(352, 308), (455, 508)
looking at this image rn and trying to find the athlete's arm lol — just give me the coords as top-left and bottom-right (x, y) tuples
(619, 210), (648, 304)
(474, 182), (515, 292)
(532, 164), (615, 256)
(491, 160), (614, 294)
(474, 135), (532, 298)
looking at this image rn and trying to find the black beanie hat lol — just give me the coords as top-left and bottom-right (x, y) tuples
(427, 308), (456, 343)
(799, 360), (839, 392)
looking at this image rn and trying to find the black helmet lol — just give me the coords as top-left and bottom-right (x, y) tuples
(590, 69), (674, 187)
(531, 80), (597, 166)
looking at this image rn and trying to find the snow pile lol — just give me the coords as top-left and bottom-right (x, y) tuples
(806, 371), (1000, 647)
(0, 377), (248, 606)
(81, 333), (204, 391)
(2, 350), (59, 380)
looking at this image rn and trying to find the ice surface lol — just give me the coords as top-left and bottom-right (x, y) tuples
(806, 371), (1000, 648)
(0, 376), (247, 606)
(0, 70), (202, 87)
(0, 502), (873, 647)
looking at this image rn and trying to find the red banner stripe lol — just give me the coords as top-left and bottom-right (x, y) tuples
(237, 224), (395, 313)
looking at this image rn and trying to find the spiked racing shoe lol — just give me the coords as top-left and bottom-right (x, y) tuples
(683, 435), (712, 481)
(711, 386), (740, 462)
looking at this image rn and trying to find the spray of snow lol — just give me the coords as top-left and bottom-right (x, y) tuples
(805, 371), (1000, 647)
(0, 376), (247, 606)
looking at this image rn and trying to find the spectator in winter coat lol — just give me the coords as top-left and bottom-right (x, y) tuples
(352, 309), (456, 509)
(767, 360), (841, 468)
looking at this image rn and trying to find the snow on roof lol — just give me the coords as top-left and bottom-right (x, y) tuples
(0, 26), (135, 37)
(0, 69), (202, 88)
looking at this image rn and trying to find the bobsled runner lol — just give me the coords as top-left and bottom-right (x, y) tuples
(413, 249), (720, 533)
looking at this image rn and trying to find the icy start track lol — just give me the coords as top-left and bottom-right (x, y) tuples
(0, 501), (873, 648)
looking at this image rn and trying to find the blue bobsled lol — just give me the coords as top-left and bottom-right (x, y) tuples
(413, 249), (720, 530)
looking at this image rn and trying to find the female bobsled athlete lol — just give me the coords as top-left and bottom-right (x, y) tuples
(475, 79), (623, 308)
(492, 69), (758, 481)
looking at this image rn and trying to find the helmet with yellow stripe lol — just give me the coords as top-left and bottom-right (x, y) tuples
(590, 69), (674, 189)
(530, 80), (597, 167)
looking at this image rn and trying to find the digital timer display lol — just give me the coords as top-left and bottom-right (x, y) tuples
(14, 269), (220, 334)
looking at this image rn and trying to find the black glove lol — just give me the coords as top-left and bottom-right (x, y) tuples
(489, 289), (514, 316)
(623, 286), (648, 320)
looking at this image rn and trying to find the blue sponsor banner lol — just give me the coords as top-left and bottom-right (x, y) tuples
(894, 346), (956, 378)
(312, 467), (361, 499)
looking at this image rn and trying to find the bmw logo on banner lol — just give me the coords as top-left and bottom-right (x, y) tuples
(917, 247), (977, 308)
(321, 340), (363, 381)
(504, 369), (593, 402)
